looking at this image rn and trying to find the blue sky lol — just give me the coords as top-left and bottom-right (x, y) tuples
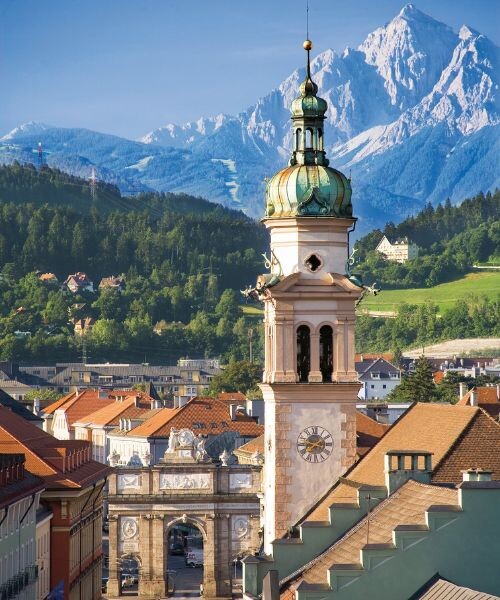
(1, 0), (498, 139)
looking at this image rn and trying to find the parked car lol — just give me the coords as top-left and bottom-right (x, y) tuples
(169, 540), (184, 555)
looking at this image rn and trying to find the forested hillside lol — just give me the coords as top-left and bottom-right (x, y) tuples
(0, 163), (268, 363)
(354, 190), (499, 289)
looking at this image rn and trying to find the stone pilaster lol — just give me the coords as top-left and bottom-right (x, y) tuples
(308, 331), (322, 382)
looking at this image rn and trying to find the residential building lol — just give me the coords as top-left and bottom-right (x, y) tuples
(356, 357), (401, 400)
(376, 235), (419, 263)
(0, 453), (43, 600)
(17, 360), (220, 400)
(63, 272), (94, 293)
(38, 273), (58, 285)
(0, 379), (33, 404)
(41, 389), (117, 439)
(107, 396), (263, 466)
(36, 507), (52, 600)
(98, 276), (124, 292)
(73, 317), (95, 336)
(0, 406), (111, 600)
(72, 392), (162, 463)
(457, 384), (500, 419)
(356, 401), (411, 424)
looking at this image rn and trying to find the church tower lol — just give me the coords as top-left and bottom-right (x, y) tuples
(256, 40), (362, 553)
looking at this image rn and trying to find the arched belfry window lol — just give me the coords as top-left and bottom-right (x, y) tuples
(318, 128), (323, 151)
(295, 128), (302, 151)
(319, 325), (333, 382)
(305, 128), (313, 149)
(297, 325), (311, 383)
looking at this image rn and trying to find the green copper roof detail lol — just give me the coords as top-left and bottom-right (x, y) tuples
(264, 41), (354, 220)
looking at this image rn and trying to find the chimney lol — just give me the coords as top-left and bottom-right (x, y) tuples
(459, 382), (467, 400)
(470, 389), (478, 407)
(497, 384), (500, 401)
(134, 395), (141, 407)
(384, 450), (432, 495)
(462, 468), (492, 482)
(33, 398), (41, 415)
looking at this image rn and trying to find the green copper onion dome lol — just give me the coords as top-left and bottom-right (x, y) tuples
(264, 40), (353, 219)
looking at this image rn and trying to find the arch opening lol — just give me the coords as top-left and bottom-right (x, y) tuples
(297, 325), (311, 383)
(319, 325), (333, 383)
(318, 128), (323, 151)
(305, 128), (314, 149)
(118, 554), (140, 596)
(166, 521), (204, 597)
(295, 128), (302, 151)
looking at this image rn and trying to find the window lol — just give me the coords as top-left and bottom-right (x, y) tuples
(192, 422), (206, 429)
(297, 325), (311, 383)
(319, 325), (333, 382)
(295, 128), (302, 151)
(305, 128), (313, 149)
(371, 385), (375, 389)
(383, 384), (386, 389)
(305, 254), (322, 272)
(318, 128), (323, 150)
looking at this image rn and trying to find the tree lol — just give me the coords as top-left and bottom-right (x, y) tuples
(24, 388), (63, 406)
(209, 360), (262, 395)
(387, 356), (437, 403)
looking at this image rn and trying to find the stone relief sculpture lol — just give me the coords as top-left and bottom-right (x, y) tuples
(251, 450), (264, 465)
(121, 517), (138, 540)
(232, 516), (249, 540)
(159, 473), (210, 490)
(141, 451), (152, 466)
(117, 474), (141, 490)
(230, 472), (252, 489)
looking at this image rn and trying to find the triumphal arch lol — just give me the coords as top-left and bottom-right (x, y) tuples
(106, 429), (262, 598)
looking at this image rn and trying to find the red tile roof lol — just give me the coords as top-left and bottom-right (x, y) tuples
(356, 411), (390, 456)
(43, 389), (117, 428)
(125, 397), (263, 438)
(72, 393), (158, 427)
(0, 406), (111, 490)
(457, 386), (500, 417)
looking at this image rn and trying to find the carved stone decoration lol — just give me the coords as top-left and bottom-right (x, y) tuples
(108, 450), (120, 466)
(232, 516), (249, 540)
(117, 473), (141, 491)
(120, 517), (138, 541)
(251, 450), (264, 465)
(159, 473), (210, 490)
(141, 451), (152, 466)
(166, 428), (180, 453)
(127, 452), (143, 467)
(219, 449), (231, 466)
(194, 435), (209, 463)
(229, 472), (252, 490)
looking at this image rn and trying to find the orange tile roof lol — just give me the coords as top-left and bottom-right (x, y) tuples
(72, 393), (158, 427)
(234, 434), (264, 456)
(433, 370), (445, 384)
(0, 406), (111, 490)
(457, 386), (500, 416)
(217, 392), (247, 405)
(43, 389), (116, 429)
(356, 411), (390, 455)
(303, 403), (482, 522)
(126, 397), (263, 438)
(282, 481), (457, 599)
(355, 352), (393, 362)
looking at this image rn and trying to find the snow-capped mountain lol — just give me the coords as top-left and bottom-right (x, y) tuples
(1, 4), (498, 232)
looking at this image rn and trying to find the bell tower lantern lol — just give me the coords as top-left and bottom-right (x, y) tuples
(253, 40), (363, 553)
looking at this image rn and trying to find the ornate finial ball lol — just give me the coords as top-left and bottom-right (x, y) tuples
(303, 39), (313, 51)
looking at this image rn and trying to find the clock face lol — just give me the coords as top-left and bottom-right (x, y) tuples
(297, 426), (333, 463)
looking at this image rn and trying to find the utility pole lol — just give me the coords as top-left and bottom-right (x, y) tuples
(248, 328), (254, 363)
(90, 167), (98, 201)
(37, 142), (44, 168)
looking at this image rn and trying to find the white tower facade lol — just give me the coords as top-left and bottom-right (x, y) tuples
(253, 41), (363, 553)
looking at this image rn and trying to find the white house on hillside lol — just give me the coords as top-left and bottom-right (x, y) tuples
(376, 235), (418, 263)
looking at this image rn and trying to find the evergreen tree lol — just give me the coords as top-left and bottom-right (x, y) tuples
(387, 356), (437, 403)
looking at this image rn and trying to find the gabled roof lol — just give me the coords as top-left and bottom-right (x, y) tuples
(0, 389), (43, 424)
(356, 411), (390, 456)
(0, 453), (45, 509)
(301, 404), (499, 523)
(112, 397), (263, 439)
(42, 389), (116, 428)
(234, 434), (264, 459)
(72, 395), (158, 428)
(411, 576), (499, 600)
(457, 386), (500, 417)
(0, 406), (110, 490)
(281, 480), (456, 599)
(355, 357), (400, 379)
